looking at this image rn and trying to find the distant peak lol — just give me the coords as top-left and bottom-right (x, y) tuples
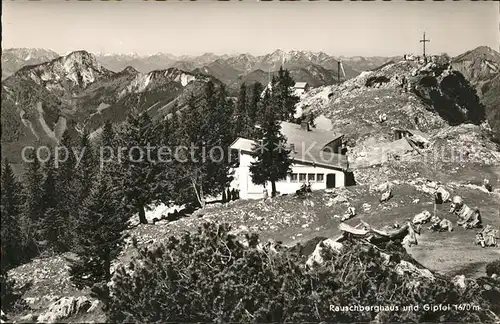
(473, 45), (495, 52)
(454, 45), (500, 62)
(63, 50), (96, 61)
(467, 46), (500, 57)
(65, 50), (89, 55)
(121, 65), (139, 74)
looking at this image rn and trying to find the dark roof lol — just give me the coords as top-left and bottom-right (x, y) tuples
(230, 121), (347, 170)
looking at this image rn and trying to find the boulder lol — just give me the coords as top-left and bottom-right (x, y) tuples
(412, 210), (432, 225)
(380, 190), (393, 203)
(341, 207), (356, 222)
(36, 296), (97, 323)
(362, 203), (371, 211)
(476, 225), (499, 247)
(1, 310), (8, 324)
(435, 186), (451, 203)
(330, 194), (349, 205)
(306, 239), (344, 268)
(429, 218), (453, 232)
(19, 313), (38, 323)
(453, 275), (467, 289)
(394, 260), (435, 281)
(372, 182), (392, 193)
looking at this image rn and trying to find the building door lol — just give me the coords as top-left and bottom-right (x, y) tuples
(345, 171), (356, 186)
(326, 174), (336, 188)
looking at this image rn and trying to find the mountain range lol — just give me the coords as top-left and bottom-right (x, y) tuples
(1, 50), (221, 163)
(2, 48), (400, 92)
(1, 46), (499, 166)
(1, 48), (60, 80)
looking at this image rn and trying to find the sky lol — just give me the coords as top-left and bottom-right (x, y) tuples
(2, 0), (499, 57)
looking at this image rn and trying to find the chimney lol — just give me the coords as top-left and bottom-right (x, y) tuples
(300, 120), (310, 131)
(290, 143), (295, 153)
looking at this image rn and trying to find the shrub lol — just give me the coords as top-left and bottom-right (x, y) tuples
(0, 271), (29, 314)
(486, 260), (500, 277)
(365, 76), (390, 87)
(418, 75), (438, 88)
(103, 223), (499, 323)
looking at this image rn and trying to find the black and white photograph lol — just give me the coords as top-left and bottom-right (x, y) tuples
(1, 0), (500, 322)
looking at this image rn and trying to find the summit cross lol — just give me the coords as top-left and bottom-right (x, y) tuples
(420, 32), (430, 57)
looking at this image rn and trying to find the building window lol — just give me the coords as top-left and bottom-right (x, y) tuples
(290, 173), (298, 182)
(308, 173), (316, 182)
(299, 173), (307, 182)
(317, 174), (324, 182)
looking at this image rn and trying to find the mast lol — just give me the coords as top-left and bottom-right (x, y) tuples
(337, 61), (340, 83)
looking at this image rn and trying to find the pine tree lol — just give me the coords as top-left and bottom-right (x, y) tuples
(1, 160), (24, 269)
(177, 94), (207, 208)
(175, 86), (236, 207)
(69, 178), (128, 289)
(248, 82), (264, 129)
(0, 269), (24, 313)
(257, 86), (272, 125)
(99, 120), (119, 183)
(75, 132), (96, 203)
(118, 113), (172, 224)
(273, 67), (300, 121)
(55, 132), (78, 251)
(22, 150), (44, 257)
(233, 83), (248, 137)
(166, 103), (181, 145)
(249, 89), (292, 197)
(204, 80), (218, 115)
(204, 85), (235, 196)
(101, 120), (116, 149)
(39, 154), (63, 252)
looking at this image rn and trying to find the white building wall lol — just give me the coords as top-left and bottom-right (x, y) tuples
(294, 88), (306, 96)
(231, 152), (346, 200)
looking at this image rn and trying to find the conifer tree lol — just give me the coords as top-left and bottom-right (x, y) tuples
(75, 132), (96, 203)
(248, 82), (264, 129)
(0, 269), (24, 313)
(176, 86), (236, 207)
(99, 120), (119, 183)
(22, 150), (44, 257)
(1, 160), (24, 269)
(39, 154), (63, 252)
(101, 120), (116, 149)
(273, 67), (300, 121)
(69, 178), (128, 289)
(55, 132), (78, 251)
(249, 89), (292, 197)
(167, 106), (181, 148)
(233, 83), (248, 137)
(178, 94), (207, 208)
(204, 86), (235, 196)
(118, 113), (172, 224)
(204, 81), (218, 115)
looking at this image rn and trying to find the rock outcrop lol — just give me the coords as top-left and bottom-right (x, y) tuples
(36, 296), (99, 323)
